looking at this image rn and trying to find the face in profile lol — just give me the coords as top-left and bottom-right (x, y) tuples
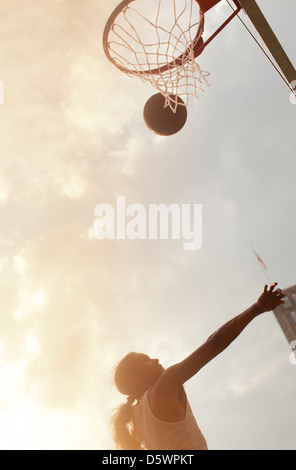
(114, 352), (165, 398)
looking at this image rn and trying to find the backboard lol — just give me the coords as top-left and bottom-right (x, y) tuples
(236, 0), (296, 89)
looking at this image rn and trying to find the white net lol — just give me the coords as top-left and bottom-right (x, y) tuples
(104, 0), (210, 112)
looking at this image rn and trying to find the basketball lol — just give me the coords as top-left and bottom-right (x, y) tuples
(143, 93), (187, 136)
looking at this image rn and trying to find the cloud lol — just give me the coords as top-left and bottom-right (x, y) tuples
(61, 56), (140, 135)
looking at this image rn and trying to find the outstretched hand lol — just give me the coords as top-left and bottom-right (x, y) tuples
(256, 283), (285, 313)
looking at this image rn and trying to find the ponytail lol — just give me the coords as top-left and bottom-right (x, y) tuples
(111, 396), (143, 450)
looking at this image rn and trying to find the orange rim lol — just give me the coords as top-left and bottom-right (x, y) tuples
(103, 0), (205, 76)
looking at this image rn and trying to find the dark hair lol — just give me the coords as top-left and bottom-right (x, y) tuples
(111, 353), (145, 450)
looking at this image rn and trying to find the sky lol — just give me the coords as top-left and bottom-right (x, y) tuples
(0, 0), (295, 450)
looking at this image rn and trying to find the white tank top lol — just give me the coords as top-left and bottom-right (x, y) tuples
(132, 389), (208, 450)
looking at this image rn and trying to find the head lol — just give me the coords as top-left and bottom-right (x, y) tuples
(114, 352), (165, 400)
(111, 352), (164, 450)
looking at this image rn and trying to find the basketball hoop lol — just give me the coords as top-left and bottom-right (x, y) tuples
(103, 0), (208, 112)
(103, 0), (242, 113)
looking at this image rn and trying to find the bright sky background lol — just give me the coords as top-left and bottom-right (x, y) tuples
(0, 0), (295, 450)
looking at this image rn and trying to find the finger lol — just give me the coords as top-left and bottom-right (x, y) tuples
(279, 294), (286, 299)
(274, 289), (285, 296)
(263, 285), (268, 293)
(270, 283), (278, 291)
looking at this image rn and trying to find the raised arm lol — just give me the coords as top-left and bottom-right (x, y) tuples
(156, 283), (285, 393)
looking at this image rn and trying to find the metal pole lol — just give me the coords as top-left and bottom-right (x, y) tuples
(238, 0), (296, 85)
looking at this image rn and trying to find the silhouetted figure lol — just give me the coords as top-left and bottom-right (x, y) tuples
(111, 283), (285, 450)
